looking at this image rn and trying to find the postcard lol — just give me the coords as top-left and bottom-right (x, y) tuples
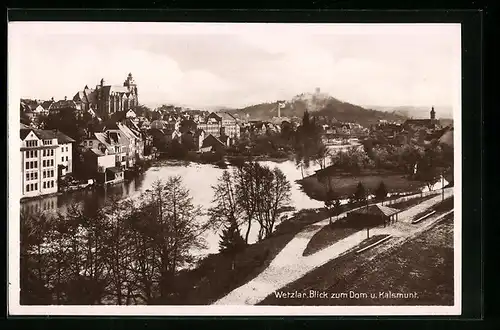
(8, 21), (461, 316)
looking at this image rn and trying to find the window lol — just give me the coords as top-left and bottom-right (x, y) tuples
(43, 182), (46, 189)
(66, 146), (69, 152)
(25, 162), (29, 169)
(25, 151), (29, 158)
(50, 160), (54, 166)
(26, 184), (29, 192)
(51, 149), (54, 156)
(26, 140), (38, 147)
(66, 156), (68, 161)
(51, 170), (54, 177)
(30, 172), (34, 180)
(34, 172), (37, 180)
(34, 183), (37, 190)
(43, 150), (46, 157)
(34, 161), (37, 168)
(34, 150), (37, 157)
(62, 157), (64, 162)
(51, 181), (54, 188)
(43, 171), (46, 178)
(26, 173), (29, 181)
(89, 141), (93, 146)
(30, 161), (34, 169)
(30, 183), (34, 191)
(43, 160), (46, 167)
(43, 140), (52, 145)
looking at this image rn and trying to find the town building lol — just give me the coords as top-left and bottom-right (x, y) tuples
(403, 106), (440, 130)
(54, 130), (76, 177)
(73, 73), (139, 119)
(48, 97), (82, 115)
(200, 134), (226, 153)
(197, 112), (240, 140)
(80, 132), (126, 184)
(20, 128), (60, 198)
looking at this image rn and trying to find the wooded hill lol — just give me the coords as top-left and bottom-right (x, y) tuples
(226, 92), (408, 127)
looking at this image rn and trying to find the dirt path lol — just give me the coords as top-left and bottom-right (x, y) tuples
(213, 188), (453, 305)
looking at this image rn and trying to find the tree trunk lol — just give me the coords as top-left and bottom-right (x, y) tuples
(244, 218), (251, 244)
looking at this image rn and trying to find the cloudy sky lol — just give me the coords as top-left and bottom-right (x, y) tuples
(9, 22), (461, 110)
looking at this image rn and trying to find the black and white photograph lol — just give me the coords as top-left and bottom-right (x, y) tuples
(8, 22), (460, 315)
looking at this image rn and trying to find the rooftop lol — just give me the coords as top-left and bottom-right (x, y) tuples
(350, 204), (400, 218)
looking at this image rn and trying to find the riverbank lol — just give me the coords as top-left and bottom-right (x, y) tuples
(154, 151), (292, 167)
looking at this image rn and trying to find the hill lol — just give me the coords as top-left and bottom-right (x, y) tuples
(226, 91), (407, 127)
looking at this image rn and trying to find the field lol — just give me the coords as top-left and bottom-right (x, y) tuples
(259, 214), (454, 305)
(298, 170), (426, 201)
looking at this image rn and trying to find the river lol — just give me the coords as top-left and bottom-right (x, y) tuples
(21, 159), (325, 256)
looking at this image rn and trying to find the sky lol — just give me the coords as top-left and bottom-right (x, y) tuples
(9, 22), (461, 110)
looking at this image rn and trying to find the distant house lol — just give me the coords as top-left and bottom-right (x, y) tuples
(201, 134), (226, 153)
(200, 112), (240, 139)
(20, 99), (49, 120)
(82, 148), (115, 177)
(126, 109), (137, 119)
(48, 97), (81, 115)
(179, 119), (198, 134)
(105, 166), (124, 184)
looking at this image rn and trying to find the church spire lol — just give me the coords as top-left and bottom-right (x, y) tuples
(430, 106), (436, 120)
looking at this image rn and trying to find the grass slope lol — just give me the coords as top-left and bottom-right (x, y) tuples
(258, 214), (454, 305)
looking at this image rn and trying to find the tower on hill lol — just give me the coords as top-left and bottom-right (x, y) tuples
(430, 106), (436, 120)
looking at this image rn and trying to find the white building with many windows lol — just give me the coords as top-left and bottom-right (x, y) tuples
(20, 129), (59, 198)
(20, 127), (75, 198)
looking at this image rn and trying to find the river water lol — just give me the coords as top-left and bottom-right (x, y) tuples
(21, 159), (325, 256)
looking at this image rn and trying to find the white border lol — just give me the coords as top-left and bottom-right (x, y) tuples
(8, 22), (462, 316)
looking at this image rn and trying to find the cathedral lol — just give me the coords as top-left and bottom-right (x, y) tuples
(73, 73), (139, 118)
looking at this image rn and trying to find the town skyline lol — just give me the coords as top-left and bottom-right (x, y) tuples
(9, 22), (460, 110)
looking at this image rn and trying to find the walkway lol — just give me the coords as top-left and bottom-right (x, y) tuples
(213, 188), (453, 305)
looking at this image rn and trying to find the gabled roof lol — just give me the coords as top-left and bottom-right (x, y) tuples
(93, 132), (113, 147)
(106, 166), (123, 174)
(350, 204), (400, 217)
(218, 112), (237, 122)
(55, 131), (76, 144)
(107, 130), (129, 145)
(20, 128), (33, 140)
(202, 134), (225, 148)
(41, 100), (54, 109)
(49, 100), (78, 110)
